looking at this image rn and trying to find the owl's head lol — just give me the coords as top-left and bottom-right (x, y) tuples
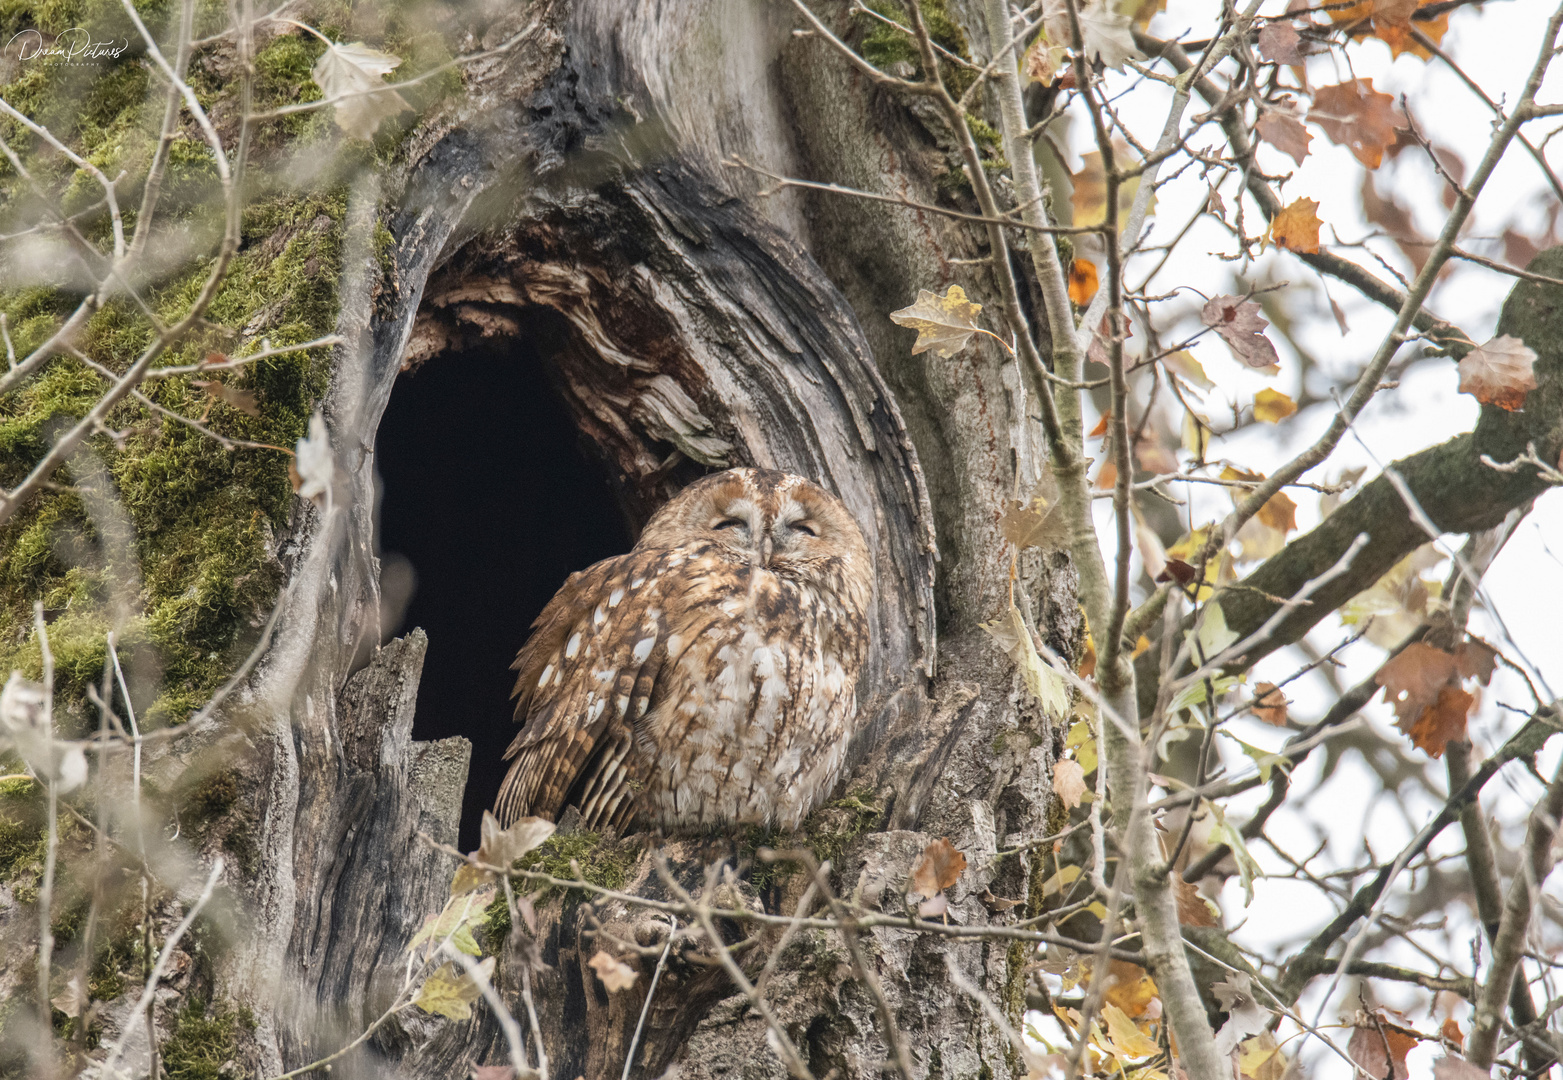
(637, 468), (871, 584)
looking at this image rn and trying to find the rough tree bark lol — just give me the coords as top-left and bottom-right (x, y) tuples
(18, 1), (1558, 1078)
(203, 2), (1085, 1077)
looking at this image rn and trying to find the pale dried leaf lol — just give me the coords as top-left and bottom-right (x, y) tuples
(889, 285), (985, 357)
(1212, 973), (1270, 1057)
(292, 410), (333, 505)
(588, 949), (639, 992)
(981, 603), (1071, 717)
(1053, 758), (1086, 811)
(1201, 295), (1280, 370)
(1432, 1056), (1489, 1080)
(310, 39), (413, 140)
(1257, 22), (1304, 64)
(413, 958), (493, 1021)
(1457, 335), (1539, 411)
(1256, 111), (1312, 166)
(192, 379), (260, 416)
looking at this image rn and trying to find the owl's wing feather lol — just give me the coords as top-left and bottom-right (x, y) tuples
(493, 548), (673, 829)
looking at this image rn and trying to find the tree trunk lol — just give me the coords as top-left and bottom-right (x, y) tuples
(59, 2), (1081, 1077)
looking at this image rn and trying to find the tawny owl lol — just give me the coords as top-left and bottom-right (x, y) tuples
(492, 468), (872, 834)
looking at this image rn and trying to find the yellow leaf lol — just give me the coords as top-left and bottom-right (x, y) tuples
(1269, 197), (1322, 254)
(1042, 864), (1082, 895)
(1238, 1032), (1287, 1080)
(1072, 147), (1152, 230)
(413, 958), (494, 1021)
(1102, 1004), (1162, 1059)
(890, 285), (985, 357)
(1066, 716), (1098, 776)
(1131, 634), (1151, 659)
(1101, 961), (1159, 1019)
(1180, 409), (1212, 458)
(1162, 350), (1213, 391)
(1252, 388), (1297, 423)
(981, 602), (1071, 718)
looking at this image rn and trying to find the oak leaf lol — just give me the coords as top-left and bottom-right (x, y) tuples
(1252, 388), (1297, 424)
(1308, 79), (1401, 169)
(890, 285), (986, 357)
(1101, 1003), (1160, 1059)
(1053, 758), (1087, 811)
(1201, 295), (1280, 371)
(588, 949), (639, 992)
(1374, 641), (1487, 757)
(1251, 682), (1289, 726)
(1256, 110), (1313, 166)
(1457, 335), (1538, 411)
(1408, 685), (1475, 760)
(1269, 197), (1322, 254)
(910, 837), (967, 899)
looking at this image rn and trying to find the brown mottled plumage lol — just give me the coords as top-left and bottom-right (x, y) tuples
(492, 468), (872, 834)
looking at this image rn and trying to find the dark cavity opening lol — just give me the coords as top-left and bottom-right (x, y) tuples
(374, 320), (636, 850)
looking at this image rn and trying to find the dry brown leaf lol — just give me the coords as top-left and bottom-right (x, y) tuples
(192, 379), (260, 416)
(1347, 1014), (1419, 1080)
(1053, 758), (1087, 811)
(1095, 460), (1118, 491)
(1440, 1017), (1464, 1050)
(890, 285), (986, 357)
(1201, 295), (1280, 370)
(588, 949), (639, 992)
(1256, 110), (1313, 166)
(1253, 388), (1297, 424)
(1408, 684), (1475, 759)
(1270, 197), (1322, 254)
(910, 837), (967, 899)
(1252, 682), (1290, 726)
(1174, 875), (1218, 927)
(1458, 335), (1539, 411)
(979, 890), (1022, 914)
(1089, 411), (1112, 438)
(1432, 1056), (1487, 1079)
(1454, 638), (1498, 684)
(1069, 259), (1099, 305)
(1257, 22), (1304, 64)
(1072, 146), (1148, 230)
(1376, 642), (1460, 727)
(999, 494), (1066, 551)
(1308, 79), (1401, 169)
(1238, 1032), (1288, 1080)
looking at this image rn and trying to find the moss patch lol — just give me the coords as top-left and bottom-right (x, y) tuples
(161, 1000), (253, 1080)
(857, 0), (975, 98)
(516, 831), (638, 896)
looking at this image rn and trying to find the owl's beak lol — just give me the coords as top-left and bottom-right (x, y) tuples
(756, 534), (773, 567)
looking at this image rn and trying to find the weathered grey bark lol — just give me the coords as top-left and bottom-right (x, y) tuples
(189, 2), (1083, 1078)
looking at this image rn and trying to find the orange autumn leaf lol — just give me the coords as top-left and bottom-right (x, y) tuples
(1069, 259), (1100, 304)
(1328, 0), (1450, 59)
(1270, 197), (1322, 254)
(1089, 410), (1112, 438)
(910, 838), (967, 899)
(1373, 641), (1492, 758)
(1308, 79), (1401, 169)
(1096, 461), (1118, 491)
(1408, 685), (1475, 759)
(1252, 682), (1289, 727)
(1458, 335), (1539, 411)
(1256, 490), (1297, 534)
(1441, 1017), (1464, 1050)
